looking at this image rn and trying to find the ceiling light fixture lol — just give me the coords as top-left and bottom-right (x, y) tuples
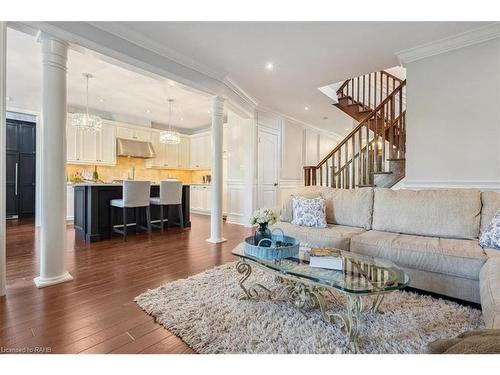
(265, 62), (274, 71)
(305, 106), (310, 111)
(72, 73), (102, 132)
(159, 99), (181, 145)
(146, 109), (151, 113)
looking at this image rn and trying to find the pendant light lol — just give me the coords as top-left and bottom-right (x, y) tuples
(71, 73), (102, 132)
(159, 98), (181, 145)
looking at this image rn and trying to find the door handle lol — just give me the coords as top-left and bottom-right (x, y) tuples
(274, 183), (278, 186)
(15, 162), (18, 196)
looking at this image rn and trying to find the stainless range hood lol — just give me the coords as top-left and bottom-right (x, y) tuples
(116, 138), (156, 159)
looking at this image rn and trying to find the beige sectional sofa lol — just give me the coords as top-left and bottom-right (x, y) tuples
(271, 186), (500, 329)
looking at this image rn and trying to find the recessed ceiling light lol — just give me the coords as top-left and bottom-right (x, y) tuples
(345, 127), (350, 131)
(99, 98), (105, 103)
(146, 109), (151, 113)
(207, 110), (211, 114)
(322, 116), (328, 120)
(304, 106), (310, 111)
(265, 62), (274, 71)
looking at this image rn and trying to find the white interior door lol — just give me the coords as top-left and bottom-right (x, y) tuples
(257, 128), (279, 209)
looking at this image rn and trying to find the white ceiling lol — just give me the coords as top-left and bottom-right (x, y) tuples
(6, 28), (213, 131)
(91, 21), (492, 133)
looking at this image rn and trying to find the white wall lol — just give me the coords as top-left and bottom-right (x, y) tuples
(403, 38), (500, 190)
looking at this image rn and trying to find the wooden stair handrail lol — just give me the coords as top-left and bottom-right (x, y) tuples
(316, 80), (406, 168)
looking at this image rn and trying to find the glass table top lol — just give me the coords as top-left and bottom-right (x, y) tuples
(232, 243), (410, 295)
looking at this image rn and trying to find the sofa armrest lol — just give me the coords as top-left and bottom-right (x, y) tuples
(480, 257), (500, 328)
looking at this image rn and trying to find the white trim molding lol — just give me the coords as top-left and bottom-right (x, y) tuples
(0, 22), (7, 297)
(397, 179), (500, 191)
(397, 23), (500, 65)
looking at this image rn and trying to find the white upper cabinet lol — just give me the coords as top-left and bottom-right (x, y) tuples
(66, 117), (117, 165)
(98, 124), (116, 164)
(145, 132), (188, 169)
(190, 132), (211, 169)
(178, 136), (190, 168)
(116, 126), (151, 142)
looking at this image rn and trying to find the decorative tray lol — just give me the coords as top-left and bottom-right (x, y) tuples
(244, 228), (299, 260)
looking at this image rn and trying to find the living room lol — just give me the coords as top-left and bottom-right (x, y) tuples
(0, 1), (499, 374)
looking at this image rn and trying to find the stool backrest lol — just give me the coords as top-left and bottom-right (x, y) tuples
(159, 180), (183, 205)
(123, 180), (151, 207)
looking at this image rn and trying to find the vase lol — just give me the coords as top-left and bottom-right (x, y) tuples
(254, 222), (272, 247)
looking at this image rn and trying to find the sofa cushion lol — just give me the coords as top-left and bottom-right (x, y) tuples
(372, 188), (481, 240)
(350, 230), (488, 280)
(279, 186), (326, 222)
(481, 191), (500, 235)
(279, 186), (373, 229)
(321, 188), (373, 230)
(480, 257), (500, 329)
(270, 221), (365, 251)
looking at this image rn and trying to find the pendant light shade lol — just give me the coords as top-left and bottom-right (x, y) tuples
(72, 73), (102, 132)
(160, 98), (181, 145)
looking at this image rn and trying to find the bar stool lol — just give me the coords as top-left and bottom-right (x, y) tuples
(110, 180), (152, 240)
(150, 180), (184, 231)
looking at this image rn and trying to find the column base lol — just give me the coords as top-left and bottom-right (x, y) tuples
(33, 272), (73, 289)
(206, 237), (227, 244)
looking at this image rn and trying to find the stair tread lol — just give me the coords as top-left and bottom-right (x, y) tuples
(356, 184), (376, 187)
(387, 158), (406, 161)
(372, 171), (393, 175)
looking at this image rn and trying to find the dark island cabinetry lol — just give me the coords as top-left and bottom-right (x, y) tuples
(73, 184), (191, 243)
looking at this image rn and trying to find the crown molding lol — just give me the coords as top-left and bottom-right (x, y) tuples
(88, 22), (226, 81)
(396, 23), (500, 65)
(223, 77), (259, 108)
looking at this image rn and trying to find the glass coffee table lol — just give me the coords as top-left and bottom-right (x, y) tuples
(232, 242), (410, 353)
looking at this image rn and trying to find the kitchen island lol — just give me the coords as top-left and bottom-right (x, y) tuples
(72, 183), (191, 243)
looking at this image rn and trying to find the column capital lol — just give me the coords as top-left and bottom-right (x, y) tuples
(37, 31), (68, 72)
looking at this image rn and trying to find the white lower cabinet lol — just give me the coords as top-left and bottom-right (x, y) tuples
(190, 185), (211, 213)
(66, 185), (74, 222)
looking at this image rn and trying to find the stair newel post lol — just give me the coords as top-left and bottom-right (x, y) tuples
(357, 130), (362, 187)
(365, 124), (370, 185)
(380, 71), (383, 106)
(326, 159), (330, 187)
(389, 95), (395, 159)
(351, 136), (355, 188)
(336, 146), (342, 188)
(382, 104), (386, 171)
(319, 165), (323, 186)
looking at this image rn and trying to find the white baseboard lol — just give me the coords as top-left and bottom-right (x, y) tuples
(397, 179), (500, 191)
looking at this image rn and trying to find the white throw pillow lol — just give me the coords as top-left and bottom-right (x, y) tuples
(291, 196), (327, 228)
(480, 209), (500, 250)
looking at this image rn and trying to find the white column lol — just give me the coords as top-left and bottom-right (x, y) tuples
(33, 33), (73, 288)
(0, 22), (7, 296)
(207, 96), (226, 244)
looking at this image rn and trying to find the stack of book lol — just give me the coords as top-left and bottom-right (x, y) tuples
(309, 248), (343, 270)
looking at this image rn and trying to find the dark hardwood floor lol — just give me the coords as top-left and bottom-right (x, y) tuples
(0, 215), (251, 354)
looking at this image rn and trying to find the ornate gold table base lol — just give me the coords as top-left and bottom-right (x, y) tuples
(236, 259), (387, 353)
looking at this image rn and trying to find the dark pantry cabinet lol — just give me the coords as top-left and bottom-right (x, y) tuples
(6, 119), (36, 218)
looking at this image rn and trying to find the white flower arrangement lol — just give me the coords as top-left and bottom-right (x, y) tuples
(250, 208), (277, 226)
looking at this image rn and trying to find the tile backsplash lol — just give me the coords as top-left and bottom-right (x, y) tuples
(67, 157), (210, 184)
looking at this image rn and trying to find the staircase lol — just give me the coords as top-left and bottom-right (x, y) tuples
(304, 71), (406, 189)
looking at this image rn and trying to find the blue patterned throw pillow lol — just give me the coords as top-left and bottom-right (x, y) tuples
(480, 210), (500, 250)
(291, 196), (327, 228)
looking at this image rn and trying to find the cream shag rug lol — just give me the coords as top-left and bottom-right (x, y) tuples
(135, 262), (484, 354)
